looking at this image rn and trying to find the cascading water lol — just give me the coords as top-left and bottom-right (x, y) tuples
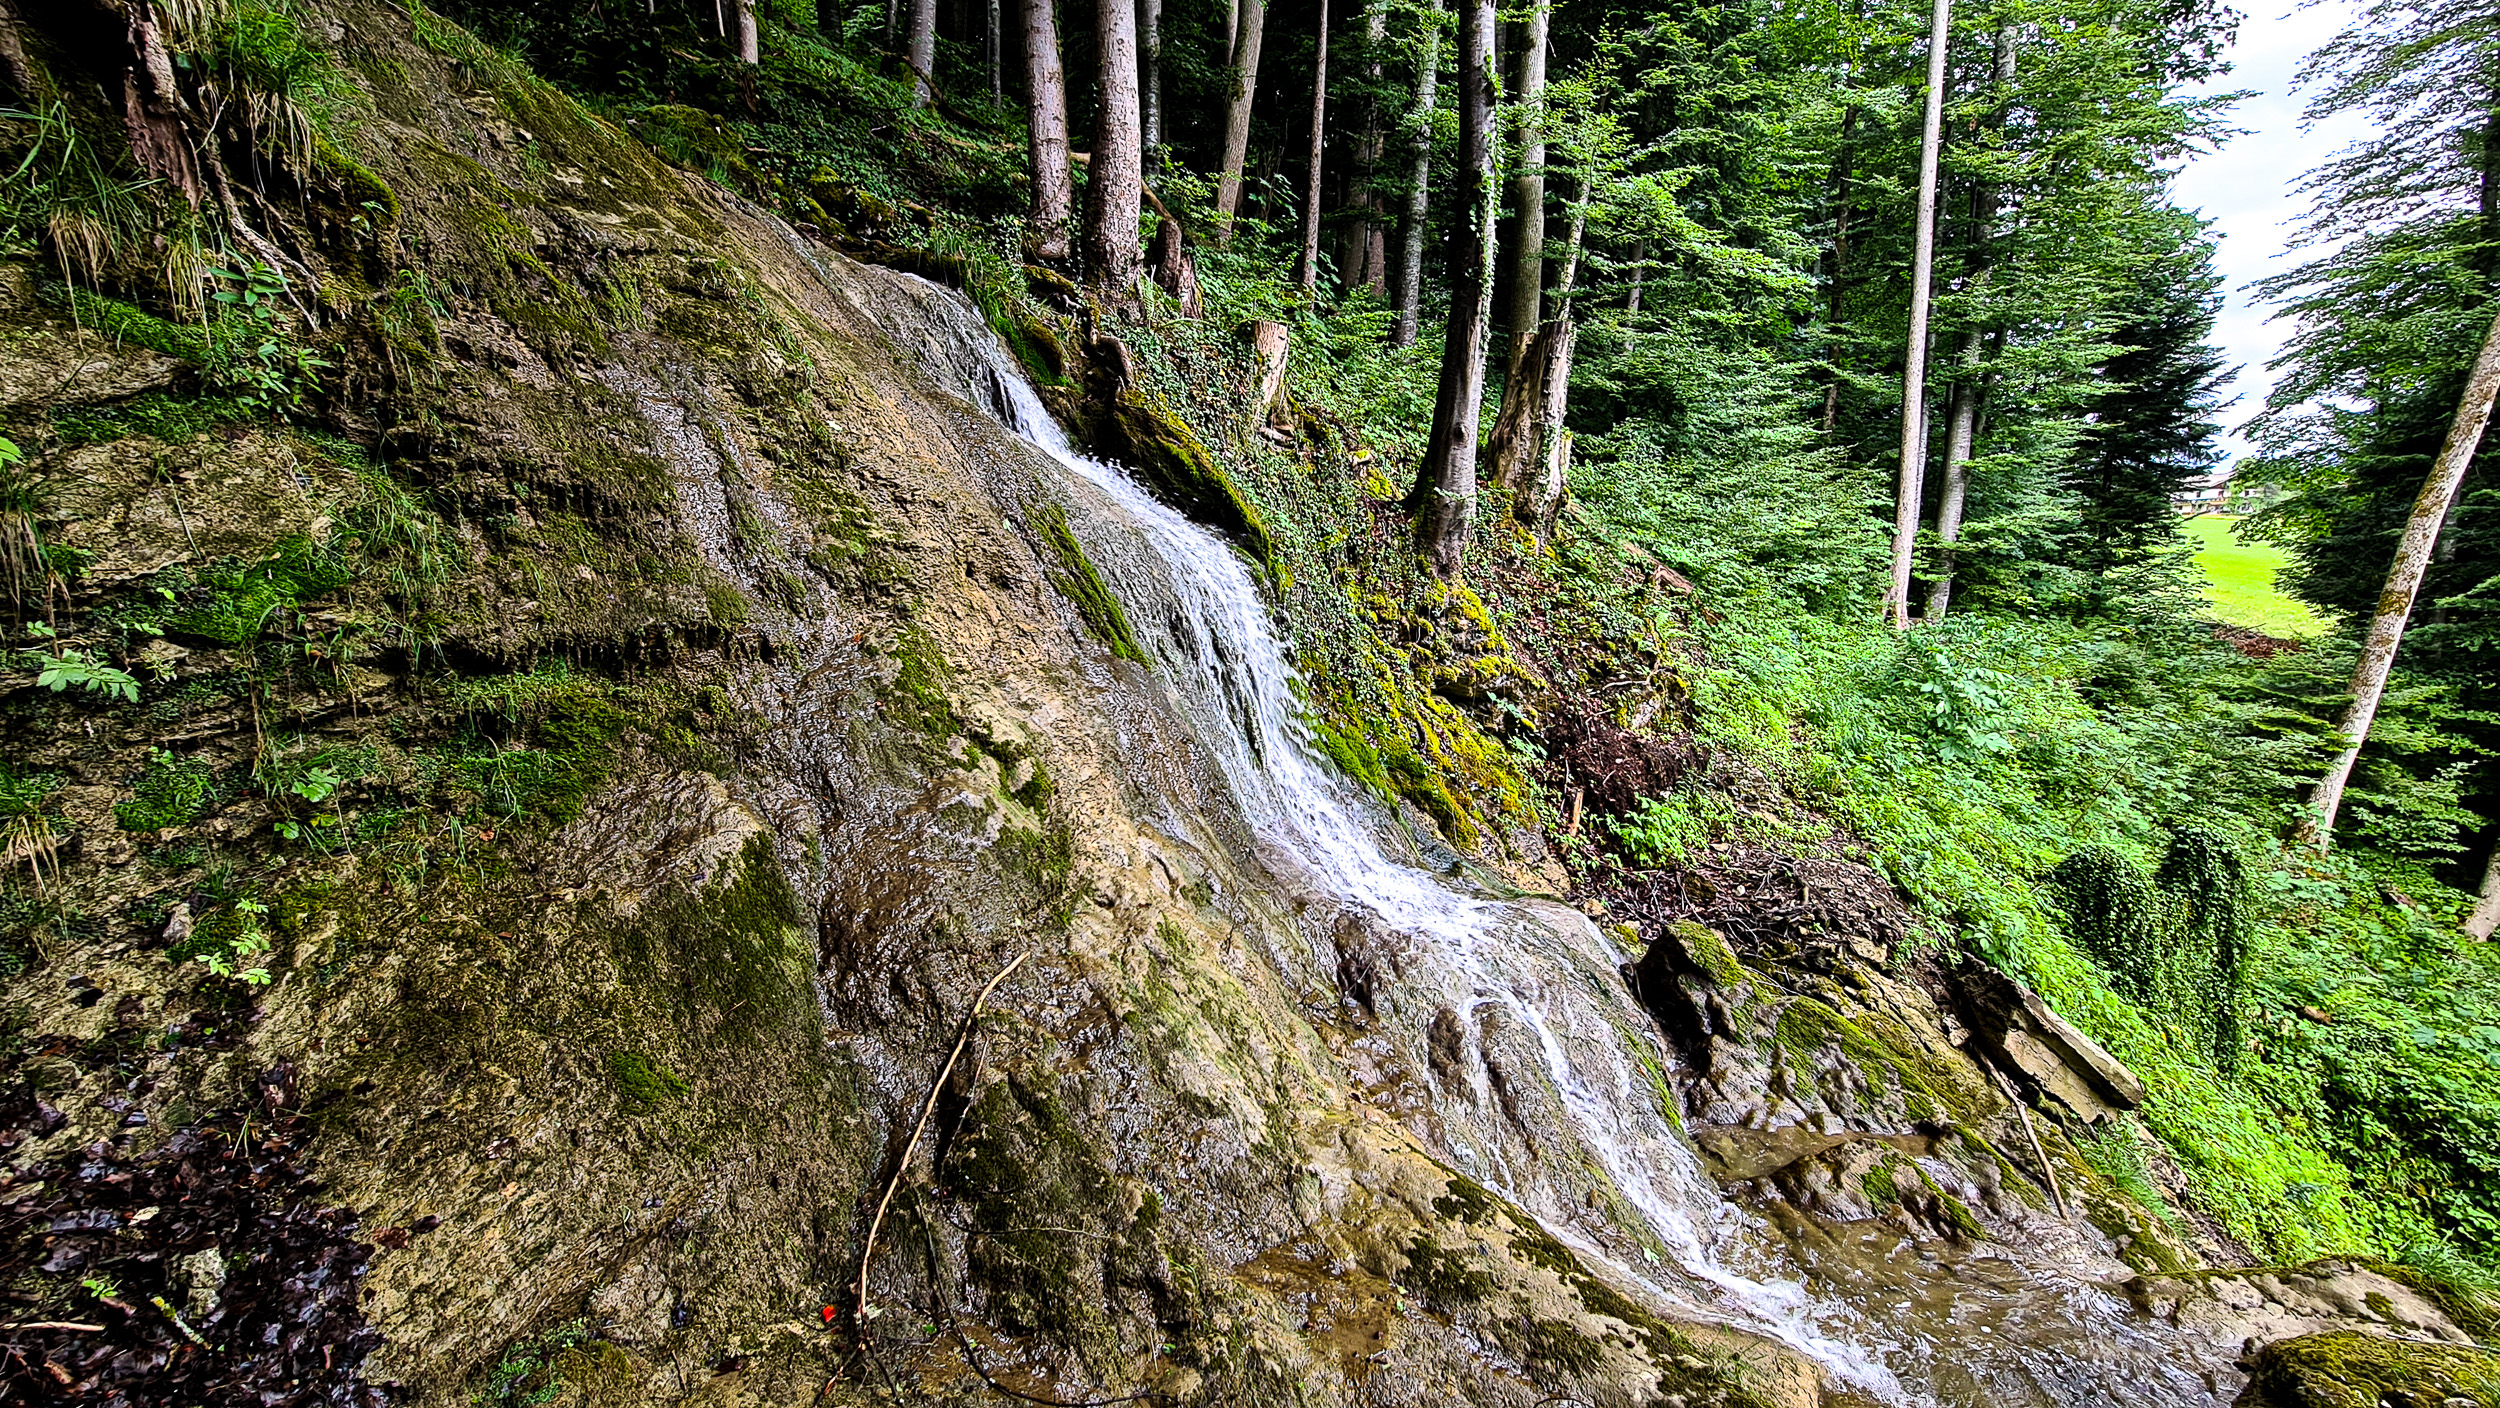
(864, 271), (2240, 1407)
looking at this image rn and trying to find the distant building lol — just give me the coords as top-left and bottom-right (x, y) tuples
(2176, 470), (2241, 515)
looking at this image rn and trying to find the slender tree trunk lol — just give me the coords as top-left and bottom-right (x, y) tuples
(1086, 0), (1146, 295)
(2468, 834), (2500, 941)
(1625, 241), (1643, 313)
(1142, 0), (1162, 154)
(1298, 0), (1331, 292)
(1023, 0), (1075, 262)
(1921, 27), (2011, 622)
(1390, 0), (1442, 348)
(1922, 337), (1984, 619)
(989, 0), (1003, 99)
(1226, 0), (1240, 67)
(1885, 0), (1953, 629)
(907, 0), (937, 105)
(1412, 0), (1496, 578)
(1214, 0), (1269, 235)
(1339, 0), (1391, 293)
(2309, 305), (2500, 845)
(732, 0), (759, 62)
(1501, 0), (1549, 382)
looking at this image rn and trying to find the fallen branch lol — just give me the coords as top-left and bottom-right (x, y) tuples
(0, 1321), (105, 1333)
(855, 948), (1031, 1344)
(1990, 1067), (2067, 1220)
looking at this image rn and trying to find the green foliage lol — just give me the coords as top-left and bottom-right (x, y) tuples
(0, 101), (157, 293)
(471, 1318), (595, 1408)
(29, 648), (139, 702)
(177, 895), (274, 985)
(203, 262), (329, 415)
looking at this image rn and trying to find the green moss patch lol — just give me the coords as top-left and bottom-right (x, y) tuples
(608, 1050), (691, 1110)
(1032, 502), (1143, 663)
(2238, 1330), (2500, 1408)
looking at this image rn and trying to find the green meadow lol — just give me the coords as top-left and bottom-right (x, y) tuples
(2184, 514), (2335, 639)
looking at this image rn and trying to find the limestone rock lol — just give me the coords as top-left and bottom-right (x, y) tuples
(2235, 1329), (2500, 1407)
(1953, 958), (2146, 1120)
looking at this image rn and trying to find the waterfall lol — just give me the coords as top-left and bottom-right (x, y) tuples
(868, 272), (2229, 1408)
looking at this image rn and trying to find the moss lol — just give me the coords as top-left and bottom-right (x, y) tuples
(1398, 1238), (1494, 1313)
(1103, 393), (1275, 570)
(608, 1050), (691, 1110)
(1770, 997), (1946, 1124)
(2238, 1330), (2500, 1408)
(883, 623), (959, 740)
(65, 289), (211, 363)
(1033, 502), (1144, 663)
(703, 579), (750, 629)
(1663, 920), (1748, 990)
(313, 134), (399, 225)
(632, 103), (757, 187)
(1431, 1175), (1501, 1227)
(941, 1074), (1136, 1340)
(607, 833), (807, 1044)
(1511, 1316), (1604, 1373)
(1933, 1192), (1988, 1242)
(1862, 1154), (1901, 1208)
(995, 820), (1077, 929)
(1008, 315), (1068, 385)
(50, 392), (255, 446)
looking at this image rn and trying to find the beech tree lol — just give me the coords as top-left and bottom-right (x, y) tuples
(1024, 0), (1075, 261)
(1413, 0), (1498, 576)
(1921, 22), (2013, 622)
(906, 0), (936, 106)
(1085, 0), (1147, 293)
(1885, 0), (1954, 628)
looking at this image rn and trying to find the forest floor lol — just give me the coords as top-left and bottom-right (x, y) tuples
(2186, 514), (2333, 638)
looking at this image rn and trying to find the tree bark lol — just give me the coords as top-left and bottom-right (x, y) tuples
(735, 0), (759, 63)
(1412, 0), (1496, 578)
(989, 0), (1004, 99)
(2308, 305), (2500, 845)
(1141, 0), (1162, 154)
(1885, 0), (1953, 629)
(1086, 0), (1146, 295)
(1501, 0), (1549, 382)
(1922, 332), (1985, 620)
(1339, 0), (1392, 293)
(1515, 175), (1585, 532)
(2468, 834), (2500, 941)
(1921, 26), (2012, 622)
(1297, 0), (1330, 292)
(1023, 0), (1075, 262)
(906, 0), (935, 104)
(1214, 0), (1269, 235)
(1389, 0), (1443, 348)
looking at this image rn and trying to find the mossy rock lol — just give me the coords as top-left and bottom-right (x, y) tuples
(1102, 393), (1275, 570)
(631, 103), (756, 187)
(2235, 1331), (2500, 1407)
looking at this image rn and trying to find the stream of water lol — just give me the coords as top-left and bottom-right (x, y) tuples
(870, 272), (2232, 1406)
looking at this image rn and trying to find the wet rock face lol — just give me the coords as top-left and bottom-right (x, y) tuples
(2234, 1329), (2500, 1407)
(1951, 958), (2145, 1122)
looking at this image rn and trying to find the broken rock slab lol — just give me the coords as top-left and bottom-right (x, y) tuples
(1952, 959), (2144, 1122)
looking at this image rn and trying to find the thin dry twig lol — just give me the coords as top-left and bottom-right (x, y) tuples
(855, 948), (1031, 1344)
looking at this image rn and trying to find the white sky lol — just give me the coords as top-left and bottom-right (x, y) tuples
(2172, 0), (2374, 465)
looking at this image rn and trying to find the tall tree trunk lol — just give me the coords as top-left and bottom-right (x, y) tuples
(1298, 0), (1330, 292)
(1516, 174), (1585, 534)
(1490, 165), (1581, 491)
(1884, 0), (1953, 629)
(2308, 306), (2500, 845)
(1225, 0), (1240, 67)
(1214, 0), (1269, 236)
(906, 0), (936, 105)
(1339, 0), (1391, 293)
(1922, 334), (1985, 619)
(1086, 0), (1146, 294)
(989, 0), (1003, 99)
(734, 0), (759, 62)
(1024, 0), (1075, 261)
(1625, 241), (1643, 313)
(1142, 0), (1162, 154)
(1921, 27), (2010, 622)
(1412, 0), (1496, 577)
(1501, 0), (1549, 382)
(1389, 0), (1442, 348)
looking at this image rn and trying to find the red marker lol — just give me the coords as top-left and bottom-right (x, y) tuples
(820, 1305), (836, 1325)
